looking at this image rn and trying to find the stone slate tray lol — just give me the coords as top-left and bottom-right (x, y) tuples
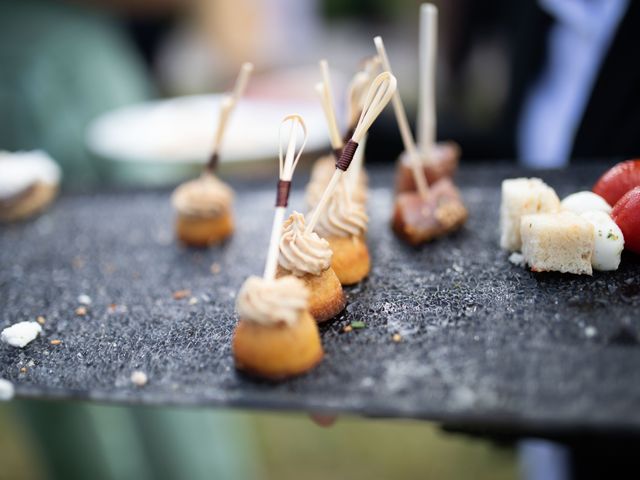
(1, 163), (639, 436)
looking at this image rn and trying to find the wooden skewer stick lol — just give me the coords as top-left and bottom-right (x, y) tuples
(316, 80), (353, 207)
(345, 56), (380, 189)
(263, 115), (308, 281)
(305, 72), (397, 234)
(206, 62), (255, 172)
(417, 4), (437, 158)
(346, 56), (380, 131)
(315, 82), (343, 152)
(318, 60), (343, 152)
(374, 36), (430, 199)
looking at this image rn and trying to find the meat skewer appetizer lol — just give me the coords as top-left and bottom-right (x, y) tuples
(172, 62), (253, 247)
(395, 4), (460, 193)
(374, 36), (467, 245)
(233, 115), (324, 380)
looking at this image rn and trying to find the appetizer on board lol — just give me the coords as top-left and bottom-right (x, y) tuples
(305, 58), (376, 210)
(520, 212), (595, 275)
(593, 159), (640, 206)
(611, 186), (640, 255)
(499, 161), (640, 274)
(375, 35), (467, 245)
(299, 71), (396, 293)
(276, 211), (345, 322)
(0, 150), (61, 222)
(233, 115), (323, 380)
(500, 178), (560, 252)
(395, 4), (460, 194)
(314, 180), (370, 285)
(172, 62), (253, 247)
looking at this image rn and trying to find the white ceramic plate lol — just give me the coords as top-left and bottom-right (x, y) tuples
(86, 94), (331, 184)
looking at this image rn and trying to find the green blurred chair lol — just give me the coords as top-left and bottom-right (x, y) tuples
(0, 0), (152, 187)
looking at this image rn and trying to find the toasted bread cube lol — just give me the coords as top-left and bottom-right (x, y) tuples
(500, 178), (560, 251)
(520, 212), (594, 275)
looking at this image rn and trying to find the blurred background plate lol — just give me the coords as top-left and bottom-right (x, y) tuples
(86, 93), (332, 186)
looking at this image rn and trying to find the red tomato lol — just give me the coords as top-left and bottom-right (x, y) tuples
(593, 159), (640, 206)
(611, 186), (640, 254)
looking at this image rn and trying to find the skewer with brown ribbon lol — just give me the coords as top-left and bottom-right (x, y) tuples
(205, 62), (254, 172)
(305, 71), (397, 234)
(263, 115), (308, 280)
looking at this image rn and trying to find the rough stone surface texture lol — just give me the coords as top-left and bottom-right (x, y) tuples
(1, 163), (639, 434)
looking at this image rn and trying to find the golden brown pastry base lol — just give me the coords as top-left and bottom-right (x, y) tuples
(394, 141), (460, 193)
(392, 178), (468, 246)
(0, 182), (58, 222)
(326, 235), (370, 286)
(277, 266), (346, 323)
(175, 210), (234, 247)
(233, 311), (323, 380)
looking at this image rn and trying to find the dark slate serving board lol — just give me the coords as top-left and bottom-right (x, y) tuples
(1, 163), (639, 435)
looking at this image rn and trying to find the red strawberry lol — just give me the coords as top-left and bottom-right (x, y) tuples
(593, 160), (640, 206)
(611, 186), (640, 254)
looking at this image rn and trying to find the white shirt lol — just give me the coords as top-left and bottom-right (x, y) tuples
(517, 0), (629, 168)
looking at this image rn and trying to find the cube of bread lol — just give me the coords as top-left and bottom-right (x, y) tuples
(500, 178), (560, 251)
(520, 212), (594, 275)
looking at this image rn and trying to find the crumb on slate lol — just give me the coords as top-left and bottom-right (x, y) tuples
(343, 325), (353, 333)
(173, 289), (191, 300)
(75, 306), (87, 316)
(392, 333), (402, 343)
(50, 339), (62, 345)
(131, 370), (148, 387)
(0, 379), (14, 401)
(77, 294), (92, 305)
(36, 316), (46, 325)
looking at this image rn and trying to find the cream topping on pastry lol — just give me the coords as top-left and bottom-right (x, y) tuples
(278, 212), (332, 276)
(171, 173), (233, 217)
(309, 155), (337, 184)
(236, 275), (309, 326)
(0, 150), (61, 200)
(313, 181), (368, 238)
(306, 176), (367, 208)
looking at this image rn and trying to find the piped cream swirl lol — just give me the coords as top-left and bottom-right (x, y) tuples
(171, 173), (233, 217)
(278, 212), (332, 276)
(236, 275), (309, 326)
(313, 181), (368, 238)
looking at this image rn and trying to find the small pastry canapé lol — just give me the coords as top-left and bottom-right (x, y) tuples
(172, 173), (234, 247)
(314, 182), (370, 285)
(306, 156), (368, 209)
(233, 275), (323, 379)
(277, 212), (345, 322)
(0, 151), (61, 222)
(395, 142), (460, 193)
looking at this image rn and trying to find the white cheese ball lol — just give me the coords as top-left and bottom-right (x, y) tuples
(580, 211), (624, 271)
(561, 191), (611, 215)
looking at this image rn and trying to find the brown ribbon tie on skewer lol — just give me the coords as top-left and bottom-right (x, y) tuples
(276, 180), (292, 208)
(336, 140), (359, 171)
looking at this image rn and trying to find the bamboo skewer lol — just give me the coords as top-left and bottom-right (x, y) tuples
(206, 62), (255, 172)
(263, 115), (308, 281)
(345, 56), (380, 190)
(315, 64), (354, 207)
(315, 82), (343, 152)
(305, 72), (397, 234)
(417, 4), (437, 158)
(374, 36), (430, 200)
